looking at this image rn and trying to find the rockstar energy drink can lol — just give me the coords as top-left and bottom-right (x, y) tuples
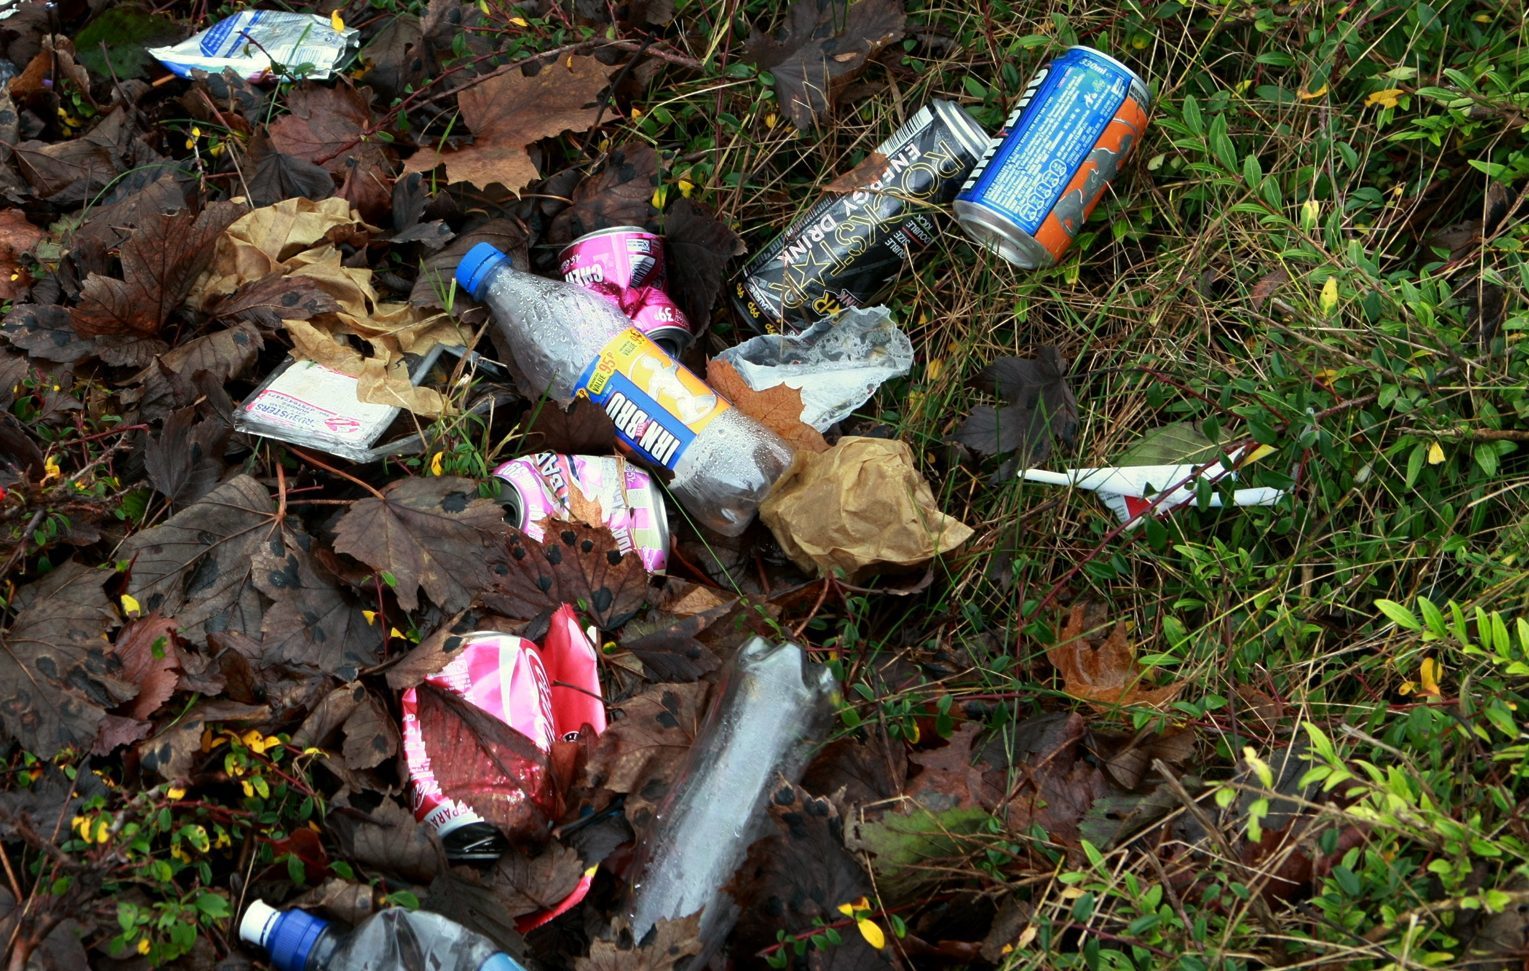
(955, 47), (1150, 268)
(731, 100), (989, 335)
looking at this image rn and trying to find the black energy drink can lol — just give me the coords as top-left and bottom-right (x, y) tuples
(731, 100), (989, 334)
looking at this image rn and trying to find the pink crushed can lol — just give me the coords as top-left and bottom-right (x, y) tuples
(492, 452), (669, 574)
(402, 605), (605, 872)
(559, 226), (692, 355)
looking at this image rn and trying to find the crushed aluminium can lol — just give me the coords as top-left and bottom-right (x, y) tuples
(492, 452), (669, 574)
(954, 46), (1150, 269)
(401, 607), (607, 863)
(730, 100), (990, 335)
(560, 227), (692, 355)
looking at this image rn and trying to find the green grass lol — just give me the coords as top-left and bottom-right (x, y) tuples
(643, 0), (1529, 966)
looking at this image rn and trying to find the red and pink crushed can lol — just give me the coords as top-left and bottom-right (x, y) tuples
(493, 452), (669, 574)
(559, 226), (692, 355)
(401, 606), (606, 856)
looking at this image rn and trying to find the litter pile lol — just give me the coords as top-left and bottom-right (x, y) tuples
(0, 5), (1298, 969)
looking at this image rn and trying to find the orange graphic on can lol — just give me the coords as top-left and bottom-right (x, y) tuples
(955, 47), (1151, 270)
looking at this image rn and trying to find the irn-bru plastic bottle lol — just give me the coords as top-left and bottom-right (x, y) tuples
(455, 244), (793, 536)
(238, 900), (525, 971)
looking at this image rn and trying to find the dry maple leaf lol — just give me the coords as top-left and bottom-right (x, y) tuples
(746, 0), (907, 130)
(332, 476), (511, 614)
(662, 197), (745, 335)
(71, 203), (242, 339)
(0, 561), (136, 759)
(1048, 603), (1181, 709)
(706, 358), (829, 454)
(403, 57), (615, 192)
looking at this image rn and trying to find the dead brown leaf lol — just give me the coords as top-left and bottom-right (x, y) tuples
(332, 476), (512, 614)
(576, 915), (702, 971)
(479, 522), (650, 629)
(0, 210), (46, 300)
(547, 142), (660, 247)
(415, 682), (561, 843)
(745, 0), (907, 130)
(904, 721), (985, 812)
(579, 680), (708, 826)
(111, 614), (183, 722)
(403, 57), (615, 192)
(71, 203), (243, 339)
(267, 83), (390, 178)
(824, 151), (889, 194)
(706, 357), (829, 454)
(1048, 604), (1182, 709)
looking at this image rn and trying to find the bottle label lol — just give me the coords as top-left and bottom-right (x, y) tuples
(573, 328), (728, 471)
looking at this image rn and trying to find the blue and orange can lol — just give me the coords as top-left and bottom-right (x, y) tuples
(955, 46), (1150, 268)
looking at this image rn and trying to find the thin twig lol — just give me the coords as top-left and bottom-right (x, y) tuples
(287, 447), (387, 501)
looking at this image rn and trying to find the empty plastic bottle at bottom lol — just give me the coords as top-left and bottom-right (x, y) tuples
(239, 899), (526, 971)
(627, 637), (838, 949)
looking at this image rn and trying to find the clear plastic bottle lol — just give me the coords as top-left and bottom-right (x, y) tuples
(627, 637), (838, 948)
(238, 899), (526, 971)
(456, 244), (794, 536)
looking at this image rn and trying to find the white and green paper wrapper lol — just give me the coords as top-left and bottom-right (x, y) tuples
(149, 10), (359, 80)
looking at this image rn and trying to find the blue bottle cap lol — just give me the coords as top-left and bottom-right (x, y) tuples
(264, 908), (330, 971)
(455, 243), (510, 298)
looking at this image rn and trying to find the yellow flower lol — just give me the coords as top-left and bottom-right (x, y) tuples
(678, 178), (695, 199)
(362, 610), (378, 625)
(137, 937), (151, 956)
(42, 456), (61, 484)
(70, 815), (88, 838)
(241, 729), (280, 754)
(764, 112), (779, 130)
(836, 897), (887, 950)
(166, 786), (187, 801)
(1319, 276), (1338, 315)
(630, 106), (644, 120)
(1418, 657), (1442, 696)
(1427, 441), (1445, 465)
(1400, 657), (1444, 698)
(330, 10), (345, 31)
(171, 843), (190, 863)
(430, 452), (444, 476)
(120, 594), (142, 618)
(856, 917), (887, 949)
(241, 779), (255, 798)
(1365, 88), (1404, 109)
(93, 818), (110, 843)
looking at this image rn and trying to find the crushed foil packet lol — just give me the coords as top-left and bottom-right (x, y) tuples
(712, 307), (914, 431)
(149, 10), (359, 81)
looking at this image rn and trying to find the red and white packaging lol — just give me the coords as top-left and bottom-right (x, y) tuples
(400, 605), (605, 924)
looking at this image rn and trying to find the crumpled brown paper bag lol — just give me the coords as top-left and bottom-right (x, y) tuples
(189, 197), (471, 416)
(760, 437), (974, 581)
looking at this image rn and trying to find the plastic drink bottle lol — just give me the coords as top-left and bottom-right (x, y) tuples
(627, 637), (838, 948)
(456, 244), (794, 536)
(239, 899), (526, 970)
